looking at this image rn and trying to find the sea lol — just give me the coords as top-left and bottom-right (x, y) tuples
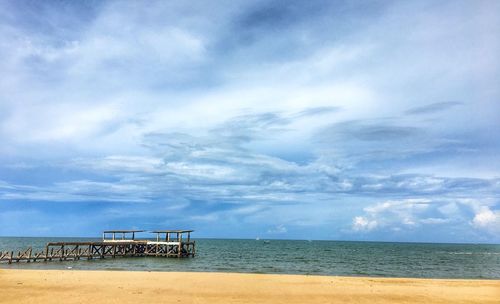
(1, 237), (499, 279)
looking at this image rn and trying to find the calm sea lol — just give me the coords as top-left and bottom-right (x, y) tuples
(1, 237), (499, 279)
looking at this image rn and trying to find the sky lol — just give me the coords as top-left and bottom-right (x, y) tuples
(0, 0), (499, 243)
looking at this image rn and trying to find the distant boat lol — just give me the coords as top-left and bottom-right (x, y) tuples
(255, 237), (260, 241)
(263, 240), (270, 244)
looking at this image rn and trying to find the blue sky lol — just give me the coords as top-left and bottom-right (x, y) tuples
(0, 0), (499, 242)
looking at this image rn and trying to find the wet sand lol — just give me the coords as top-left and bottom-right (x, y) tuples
(1, 269), (499, 303)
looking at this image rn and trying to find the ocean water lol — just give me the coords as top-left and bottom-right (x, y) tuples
(1, 237), (499, 279)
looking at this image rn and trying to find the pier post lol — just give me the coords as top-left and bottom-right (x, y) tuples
(60, 244), (65, 261)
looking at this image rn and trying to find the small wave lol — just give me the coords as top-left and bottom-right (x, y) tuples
(448, 252), (500, 255)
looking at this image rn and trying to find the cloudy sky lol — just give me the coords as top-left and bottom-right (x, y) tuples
(0, 0), (499, 242)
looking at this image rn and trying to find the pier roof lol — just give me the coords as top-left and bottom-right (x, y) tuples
(151, 230), (194, 233)
(103, 230), (145, 233)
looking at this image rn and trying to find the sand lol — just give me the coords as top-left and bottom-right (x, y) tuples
(0, 269), (499, 304)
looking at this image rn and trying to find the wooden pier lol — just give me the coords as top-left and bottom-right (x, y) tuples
(0, 230), (195, 264)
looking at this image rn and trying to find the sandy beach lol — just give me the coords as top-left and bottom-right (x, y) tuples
(0, 269), (498, 304)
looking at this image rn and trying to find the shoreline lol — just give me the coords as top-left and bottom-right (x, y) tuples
(1, 269), (499, 303)
(2, 266), (499, 281)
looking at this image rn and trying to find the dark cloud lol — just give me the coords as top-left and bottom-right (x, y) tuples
(351, 125), (419, 141)
(217, 0), (386, 63)
(238, 1), (301, 30)
(319, 120), (421, 142)
(294, 106), (341, 117)
(1, 0), (103, 42)
(404, 101), (463, 115)
(209, 111), (296, 143)
(143, 111), (304, 158)
(236, 0), (385, 32)
(225, 112), (291, 128)
(346, 174), (499, 197)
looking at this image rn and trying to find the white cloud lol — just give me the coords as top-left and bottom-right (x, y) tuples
(352, 198), (500, 238)
(420, 218), (450, 224)
(352, 216), (378, 232)
(73, 156), (165, 174)
(267, 224), (287, 234)
(472, 207), (500, 233)
(189, 214), (219, 222)
(4, 102), (122, 142)
(472, 209), (496, 226)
